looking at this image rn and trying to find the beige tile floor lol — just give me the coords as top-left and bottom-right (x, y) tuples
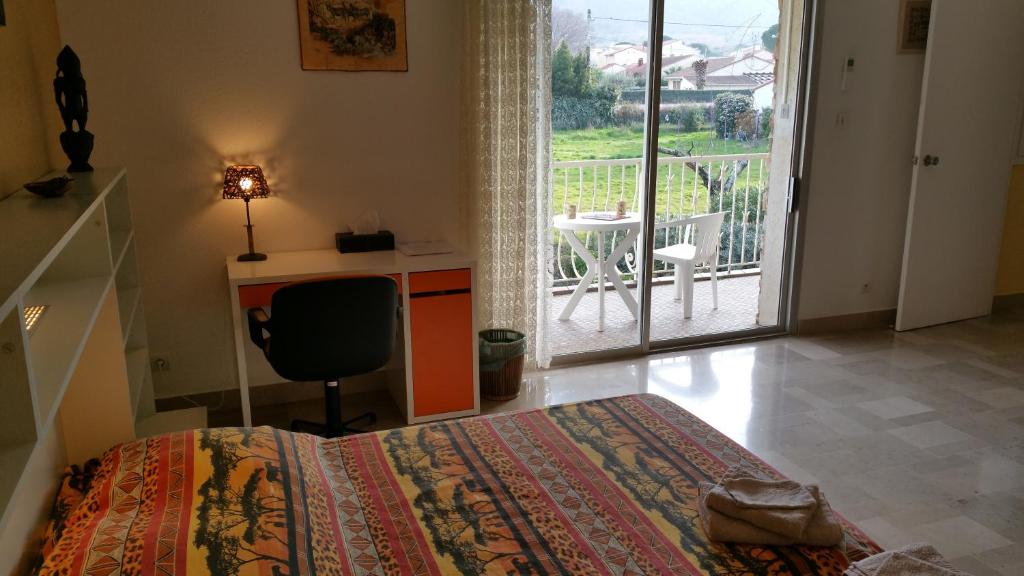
(255, 303), (1024, 575)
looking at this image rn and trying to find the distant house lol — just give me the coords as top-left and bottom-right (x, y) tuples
(661, 54), (700, 75)
(601, 45), (648, 67)
(667, 75), (698, 90)
(599, 62), (626, 75)
(663, 50), (775, 109)
(707, 52), (774, 78)
(752, 80), (774, 109)
(662, 39), (700, 58)
(591, 42), (775, 107)
(623, 60), (647, 78)
(591, 40), (702, 72)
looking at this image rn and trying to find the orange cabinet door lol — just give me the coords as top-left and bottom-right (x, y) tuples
(410, 292), (475, 417)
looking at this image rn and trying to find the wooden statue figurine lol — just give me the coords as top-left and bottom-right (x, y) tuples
(54, 45), (94, 172)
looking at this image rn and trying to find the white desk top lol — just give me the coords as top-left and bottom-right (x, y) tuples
(227, 248), (475, 285)
(553, 213), (642, 232)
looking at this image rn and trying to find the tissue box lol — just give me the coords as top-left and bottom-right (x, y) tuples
(336, 230), (395, 253)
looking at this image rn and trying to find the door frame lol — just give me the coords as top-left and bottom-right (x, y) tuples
(549, 0), (822, 366)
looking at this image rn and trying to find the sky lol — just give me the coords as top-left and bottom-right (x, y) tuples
(553, 0), (779, 52)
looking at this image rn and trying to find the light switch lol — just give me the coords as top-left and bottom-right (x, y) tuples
(841, 56), (855, 92)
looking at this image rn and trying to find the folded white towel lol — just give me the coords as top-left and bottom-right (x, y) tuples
(698, 482), (843, 546)
(705, 483), (816, 539)
(719, 465), (818, 510)
(845, 543), (967, 576)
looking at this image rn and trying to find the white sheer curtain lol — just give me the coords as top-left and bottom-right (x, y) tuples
(461, 0), (553, 368)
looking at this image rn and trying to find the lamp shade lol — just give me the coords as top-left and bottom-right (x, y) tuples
(222, 165), (270, 200)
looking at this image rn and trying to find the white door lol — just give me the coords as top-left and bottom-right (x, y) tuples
(896, 0), (1024, 331)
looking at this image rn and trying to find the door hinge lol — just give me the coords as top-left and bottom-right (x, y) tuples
(787, 176), (800, 213)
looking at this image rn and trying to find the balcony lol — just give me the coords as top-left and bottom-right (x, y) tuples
(548, 152), (768, 356)
(548, 275), (761, 356)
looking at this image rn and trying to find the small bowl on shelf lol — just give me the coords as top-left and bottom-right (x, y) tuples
(24, 176), (74, 198)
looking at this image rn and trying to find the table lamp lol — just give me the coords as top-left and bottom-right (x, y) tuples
(223, 164), (270, 262)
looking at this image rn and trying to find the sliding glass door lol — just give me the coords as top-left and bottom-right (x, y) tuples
(548, 1), (652, 355)
(547, 0), (809, 360)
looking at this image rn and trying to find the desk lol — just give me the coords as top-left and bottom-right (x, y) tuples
(553, 214), (641, 331)
(227, 249), (479, 427)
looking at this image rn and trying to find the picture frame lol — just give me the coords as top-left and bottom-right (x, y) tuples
(898, 0), (932, 53)
(296, 0), (408, 71)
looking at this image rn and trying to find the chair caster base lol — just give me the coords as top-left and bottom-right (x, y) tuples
(291, 411), (377, 439)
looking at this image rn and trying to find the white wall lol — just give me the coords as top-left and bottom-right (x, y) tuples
(798, 0), (925, 320)
(56, 1), (463, 397)
(0, 0), (63, 199)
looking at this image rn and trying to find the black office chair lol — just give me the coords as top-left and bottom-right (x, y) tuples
(246, 276), (399, 438)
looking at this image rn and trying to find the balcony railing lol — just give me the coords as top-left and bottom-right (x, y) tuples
(551, 153), (768, 288)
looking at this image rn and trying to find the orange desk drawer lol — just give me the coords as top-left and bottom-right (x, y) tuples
(238, 274), (402, 308)
(409, 268), (471, 294)
(410, 292), (475, 417)
(238, 283), (289, 308)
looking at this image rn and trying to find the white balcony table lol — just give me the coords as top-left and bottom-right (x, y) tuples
(553, 213), (641, 331)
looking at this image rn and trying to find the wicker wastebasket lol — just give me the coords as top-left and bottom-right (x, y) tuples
(479, 329), (527, 401)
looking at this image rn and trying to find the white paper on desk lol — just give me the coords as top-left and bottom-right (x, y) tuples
(397, 241), (455, 256)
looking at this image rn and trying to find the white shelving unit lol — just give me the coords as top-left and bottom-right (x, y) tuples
(26, 276), (113, 427)
(0, 168), (206, 526)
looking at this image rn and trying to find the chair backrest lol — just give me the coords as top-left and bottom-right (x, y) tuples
(266, 276), (398, 382)
(657, 211), (727, 265)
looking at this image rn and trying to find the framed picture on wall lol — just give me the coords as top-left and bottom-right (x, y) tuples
(898, 0), (932, 53)
(297, 0), (408, 71)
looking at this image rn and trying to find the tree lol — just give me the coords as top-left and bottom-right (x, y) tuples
(689, 43), (712, 57)
(713, 92), (754, 139)
(762, 23), (779, 52)
(659, 141), (750, 209)
(552, 40), (620, 130)
(193, 429), (291, 576)
(551, 8), (588, 54)
(692, 59), (708, 89)
(552, 42), (578, 97)
(657, 95), (756, 206)
(570, 45), (591, 96)
(552, 41), (594, 98)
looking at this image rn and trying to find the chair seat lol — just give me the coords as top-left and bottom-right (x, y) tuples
(652, 243), (697, 264)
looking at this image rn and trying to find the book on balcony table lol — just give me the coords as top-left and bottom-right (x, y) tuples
(581, 212), (627, 221)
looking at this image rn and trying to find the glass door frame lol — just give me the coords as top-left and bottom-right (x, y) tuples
(550, 0), (821, 366)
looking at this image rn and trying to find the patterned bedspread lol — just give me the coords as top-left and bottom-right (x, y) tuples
(39, 394), (879, 575)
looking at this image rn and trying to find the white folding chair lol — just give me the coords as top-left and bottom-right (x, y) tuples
(652, 211), (727, 319)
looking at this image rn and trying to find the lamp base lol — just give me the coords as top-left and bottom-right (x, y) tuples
(237, 252), (268, 262)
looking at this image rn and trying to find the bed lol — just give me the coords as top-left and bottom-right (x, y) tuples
(37, 394), (879, 575)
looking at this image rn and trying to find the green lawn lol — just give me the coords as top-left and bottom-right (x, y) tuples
(549, 126), (771, 284)
(552, 126), (770, 162)
(551, 126), (770, 221)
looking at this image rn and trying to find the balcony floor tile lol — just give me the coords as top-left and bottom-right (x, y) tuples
(548, 274), (762, 356)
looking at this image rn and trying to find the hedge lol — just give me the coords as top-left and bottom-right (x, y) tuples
(620, 88), (754, 104)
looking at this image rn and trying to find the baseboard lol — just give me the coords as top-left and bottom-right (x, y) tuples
(993, 292), (1024, 313)
(796, 308), (896, 335)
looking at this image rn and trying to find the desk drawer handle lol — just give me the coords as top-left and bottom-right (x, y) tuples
(409, 288), (471, 299)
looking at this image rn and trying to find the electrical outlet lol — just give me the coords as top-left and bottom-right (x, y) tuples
(152, 356), (171, 372)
